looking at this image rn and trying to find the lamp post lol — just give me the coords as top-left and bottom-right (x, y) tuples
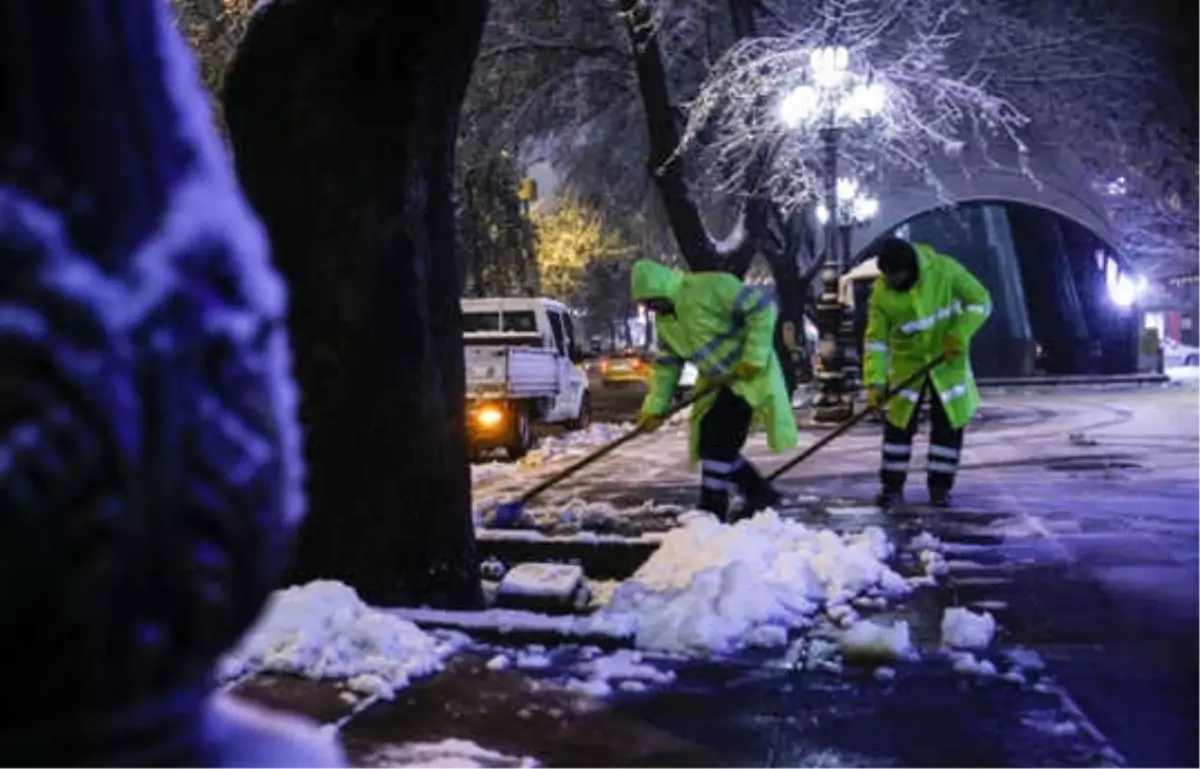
(780, 45), (886, 423)
(817, 179), (879, 390)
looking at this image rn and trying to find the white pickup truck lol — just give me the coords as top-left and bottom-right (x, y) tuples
(462, 297), (591, 459)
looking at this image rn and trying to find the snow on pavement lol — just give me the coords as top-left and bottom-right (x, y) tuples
(476, 644), (677, 700)
(219, 581), (460, 698)
(359, 739), (538, 768)
(838, 620), (915, 663)
(517, 423), (631, 467)
(219, 524), (1005, 700)
(470, 423), (632, 496)
(407, 510), (913, 658)
(941, 606), (998, 651)
(597, 510), (911, 654)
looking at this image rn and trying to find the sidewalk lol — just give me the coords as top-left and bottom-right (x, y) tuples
(228, 644), (1117, 768)
(230, 656), (729, 768)
(229, 388), (1196, 767)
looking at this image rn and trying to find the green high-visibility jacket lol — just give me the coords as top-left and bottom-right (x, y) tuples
(631, 260), (799, 463)
(862, 244), (993, 430)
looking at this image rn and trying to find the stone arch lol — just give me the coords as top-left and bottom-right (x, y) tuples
(850, 153), (1119, 265)
(839, 152), (1142, 378)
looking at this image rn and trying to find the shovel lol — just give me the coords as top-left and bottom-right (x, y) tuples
(765, 356), (945, 483)
(481, 383), (724, 528)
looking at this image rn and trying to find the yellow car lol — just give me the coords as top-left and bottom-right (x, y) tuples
(598, 350), (651, 387)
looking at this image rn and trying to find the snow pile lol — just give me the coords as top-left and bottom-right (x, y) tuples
(219, 581), (457, 698)
(360, 739), (537, 768)
(941, 607), (997, 651)
(520, 423), (629, 466)
(596, 511), (909, 654)
(838, 620), (915, 663)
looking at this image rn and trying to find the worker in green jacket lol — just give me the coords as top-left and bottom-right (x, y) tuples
(631, 259), (799, 522)
(863, 238), (993, 509)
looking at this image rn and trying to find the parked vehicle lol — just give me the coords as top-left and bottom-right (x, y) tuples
(1161, 343), (1200, 381)
(462, 297), (590, 459)
(597, 349), (652, 388)
(596, 348), (699, 396)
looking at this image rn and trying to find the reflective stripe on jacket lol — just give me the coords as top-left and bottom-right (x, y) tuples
(862, 244), (992, 429)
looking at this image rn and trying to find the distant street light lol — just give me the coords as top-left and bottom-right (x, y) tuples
(780, 53), (887, 422)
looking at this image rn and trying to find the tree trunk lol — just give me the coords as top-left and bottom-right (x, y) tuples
(224, 0), (487, 608)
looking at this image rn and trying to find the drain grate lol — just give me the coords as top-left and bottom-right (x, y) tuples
(1044, 460), (1142, 472)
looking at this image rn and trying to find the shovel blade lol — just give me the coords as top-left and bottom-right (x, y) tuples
(488, 501), (525, 529)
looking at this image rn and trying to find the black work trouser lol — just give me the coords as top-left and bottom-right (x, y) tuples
(880, 378), (965, 493)
(697, 387), (773, 519)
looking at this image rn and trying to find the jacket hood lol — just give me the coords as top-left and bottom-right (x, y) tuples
(913, 242), (934, 270)
(631, 259), (684, 301)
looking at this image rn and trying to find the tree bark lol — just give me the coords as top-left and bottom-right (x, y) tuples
(224, 0), (487, 607)
(619, 0), (759, 273)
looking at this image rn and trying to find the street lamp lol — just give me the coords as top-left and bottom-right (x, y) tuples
(779, 45), (886, 423)
(816, 178), (880, 391)
(815, 177), (880, 268)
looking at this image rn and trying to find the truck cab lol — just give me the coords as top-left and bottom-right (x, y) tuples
(462, 297), (591, 459)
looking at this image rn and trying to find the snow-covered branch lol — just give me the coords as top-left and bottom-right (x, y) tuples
(673, 0), (1194, 264)
(677, 0), (1035, 213)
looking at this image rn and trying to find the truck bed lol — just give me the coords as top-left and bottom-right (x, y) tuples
(464, 344), (559, 399)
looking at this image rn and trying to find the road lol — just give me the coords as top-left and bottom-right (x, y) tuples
(476, 384), (1199, 766)
(588, 378), (650, 423)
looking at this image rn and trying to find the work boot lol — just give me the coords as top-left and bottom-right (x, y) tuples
(928, 487), (952, 509)
(738, 484), (782, 520)
(731, 460), (779, 520)
(875, 488), (904, 510)
(699, 487), (730, 521)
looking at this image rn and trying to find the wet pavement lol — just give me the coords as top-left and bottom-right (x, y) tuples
(231, 386), (1197, 767)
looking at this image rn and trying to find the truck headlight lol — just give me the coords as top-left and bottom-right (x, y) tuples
(475, 405), (504, 429)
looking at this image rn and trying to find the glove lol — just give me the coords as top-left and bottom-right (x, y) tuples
(734, 360), (762, 379)
(942, 333), (965, 363)
(636, 411), (666, 433)
(866, 385), (887, 410)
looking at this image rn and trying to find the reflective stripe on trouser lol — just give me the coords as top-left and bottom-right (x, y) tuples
(698, 388), (754, 519)
(927, 440), (963, 491)
(880, 378), (966, 492)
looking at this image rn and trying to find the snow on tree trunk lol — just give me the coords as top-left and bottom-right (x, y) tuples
(224, 0), (486, 608)
(618, 0), (758, 274)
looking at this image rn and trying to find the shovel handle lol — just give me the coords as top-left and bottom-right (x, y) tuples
(511, 382), (723, 508)
(765, 357), (944, 483)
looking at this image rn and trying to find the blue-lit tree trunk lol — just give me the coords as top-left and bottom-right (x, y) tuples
(0, 0), (301, 763)
(224, 0), (486, 608)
